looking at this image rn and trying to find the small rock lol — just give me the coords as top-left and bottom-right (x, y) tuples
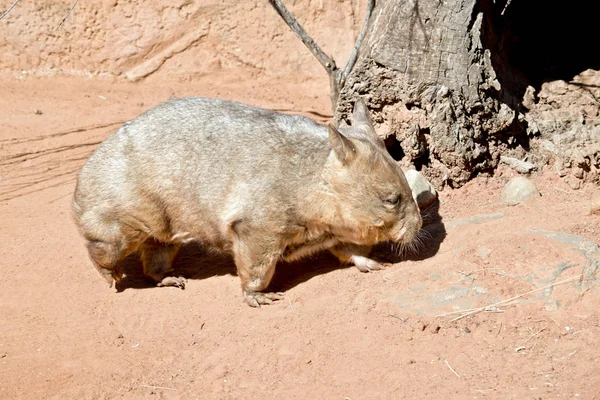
(565, 176), (581, 190)
(463, 327), (471, 334)
(553, 159), (567, 177)
(500, 156), (536, 174)
(501, 177), (540, 206)
(542, 140), (559, 155)
(572, 167), (585, 180)
(33, 109), (43, 115)
(404, 169), (438, 210)
(476, 247), (492, 259)
(590, 192), (600, 215)
(522, 85), (536, 109)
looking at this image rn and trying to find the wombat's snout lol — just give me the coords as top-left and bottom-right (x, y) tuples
(392, 207), (422, 245)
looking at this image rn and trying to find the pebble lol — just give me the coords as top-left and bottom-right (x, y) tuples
(404, 169), (438, 210)
(501, 177), (540, 206)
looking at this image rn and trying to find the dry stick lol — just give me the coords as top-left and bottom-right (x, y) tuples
(267, 0), (375, 109)
(0, 0), (20, 21)
(267, 0), (337, 76)
(524, 328), (547, 343)
(140, 385), (177, 391)
(55, 0), (79, 31)
(436, 274), (584, 322)
(501, 0), (513, 15)
(340, 0), (375, 87)
(445, 360), (460, 378)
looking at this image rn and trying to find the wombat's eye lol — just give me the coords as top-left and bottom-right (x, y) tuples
(384, 194), (401, 207)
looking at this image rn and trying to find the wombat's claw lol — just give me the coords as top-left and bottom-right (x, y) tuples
(243, 291), (285, 308)
(352, 256), (387, 273)
(157, 276), (186, 289)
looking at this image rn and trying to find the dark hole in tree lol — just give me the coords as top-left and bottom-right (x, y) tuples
(480, 0), (600, 108)
(384, 135), (405, 161)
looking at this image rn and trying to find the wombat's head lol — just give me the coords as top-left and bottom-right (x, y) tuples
(323, 100), (422, 246)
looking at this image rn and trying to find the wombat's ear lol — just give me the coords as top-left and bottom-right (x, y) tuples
(328, 124), (356, 165)
(352, 99), (375, 131)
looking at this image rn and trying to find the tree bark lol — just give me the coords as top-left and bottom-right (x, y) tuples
(336, 0), (520, 188)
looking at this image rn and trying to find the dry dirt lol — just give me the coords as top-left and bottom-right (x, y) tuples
(1, 74), (600, 399)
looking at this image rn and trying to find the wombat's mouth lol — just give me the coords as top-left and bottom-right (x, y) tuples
(390, 217), (422, 246)
(394, 226), (417, 244)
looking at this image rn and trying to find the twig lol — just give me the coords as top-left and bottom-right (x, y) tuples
(524, 328), (547, 343)
(444, 360), (460, 378)
(0, 0), (20, 21)
(500, 0), (512, 15)
(140, 385), (177, 391)
(340, 0), (375, 86)
(552, 350), (577, 361)
(436, 274), (584, 321)
(55, 0), (79, 31)
(267, 0), (376, 110)
(389, 314), (406, 322)
(267, 0), (337, 77)
(553, 186), (571, 194)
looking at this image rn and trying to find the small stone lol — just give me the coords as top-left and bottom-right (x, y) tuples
(476, 247), (492, 259)
(404, 169), (438, 210)
(565, 176), (581, 190)
(500, 156), (536, 174)
(501, 177), (540, 206)
(590, 192), (600, 215)
(33, 109), (43, 115)
(572, 167), (585, 179)
(553, 159), (566, 177)
(522, 85), (536, 109)
(463, 327), (471, 334)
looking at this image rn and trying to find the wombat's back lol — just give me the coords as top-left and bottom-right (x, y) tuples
(73, 97), (331, 244)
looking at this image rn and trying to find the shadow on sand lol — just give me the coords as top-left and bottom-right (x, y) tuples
(115, 201), (446, 293)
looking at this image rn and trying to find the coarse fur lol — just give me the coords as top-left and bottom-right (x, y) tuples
(72, 97), (422, 307)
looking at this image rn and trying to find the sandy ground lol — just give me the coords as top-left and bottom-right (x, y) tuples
(1, 76), (600, 399)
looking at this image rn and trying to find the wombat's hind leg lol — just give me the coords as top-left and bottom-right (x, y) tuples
(87, 241), (124, 287)
(232, 230), (284, 307)
(139, 239), (185, 289)
(330, 244), (386, 273)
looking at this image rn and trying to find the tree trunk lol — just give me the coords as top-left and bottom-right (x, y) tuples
(336, 0), (524, 188)
(337, 0), (600, 189)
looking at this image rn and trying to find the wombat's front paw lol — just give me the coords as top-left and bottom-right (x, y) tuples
(157, 276), (186, 289)
(351, 256), (387, 273)
(243, 291), (285, 308)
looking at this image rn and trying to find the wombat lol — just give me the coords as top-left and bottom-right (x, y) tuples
(72, 97), (422, 307)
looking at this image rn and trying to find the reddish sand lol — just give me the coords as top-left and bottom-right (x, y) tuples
(1, 76), (599, 399)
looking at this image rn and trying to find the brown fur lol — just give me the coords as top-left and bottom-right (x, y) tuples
(72, 97), (422, 307)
